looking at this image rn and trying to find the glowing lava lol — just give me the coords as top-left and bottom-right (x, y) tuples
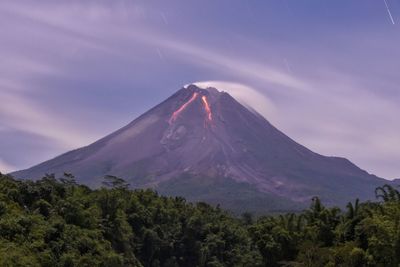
(169, 92), (199, 124)
(201, 95), (212, 122)
(169, 92), (213, 126)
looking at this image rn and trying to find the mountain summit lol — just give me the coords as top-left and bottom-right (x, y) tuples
(12, 84), (388, 212)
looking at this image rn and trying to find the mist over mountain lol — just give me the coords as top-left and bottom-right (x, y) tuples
(12, 84), (389, 213)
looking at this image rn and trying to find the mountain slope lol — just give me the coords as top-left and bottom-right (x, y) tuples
(12, 84), (388, 212)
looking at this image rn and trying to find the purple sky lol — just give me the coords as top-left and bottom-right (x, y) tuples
(0, 0), (399, 179)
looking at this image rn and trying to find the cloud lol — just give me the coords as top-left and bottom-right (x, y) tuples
(0, 89), (94, 148)
(0, 2), (125, 150)
(271, 73), (400, 179)
(154, 39), (310, 92)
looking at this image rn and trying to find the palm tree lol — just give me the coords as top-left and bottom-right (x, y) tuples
(375, 184), (400, 202)
(337, 199), (362, 242)
(345, 198), (360, 220)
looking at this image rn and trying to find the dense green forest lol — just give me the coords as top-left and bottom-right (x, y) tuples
(0, 172), (399, 267)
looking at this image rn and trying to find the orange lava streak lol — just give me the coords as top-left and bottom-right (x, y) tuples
(201, 96), (212, 122)
(169, 92), (199, 124)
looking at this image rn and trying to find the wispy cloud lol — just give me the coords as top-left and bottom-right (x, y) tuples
(0, 90), (93, 148)
(154, 38), (310, 91)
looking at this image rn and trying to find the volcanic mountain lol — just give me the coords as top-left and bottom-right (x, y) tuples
(12, 85), (389, 213)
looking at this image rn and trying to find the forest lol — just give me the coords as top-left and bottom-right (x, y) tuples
(0, 172), (399, 267)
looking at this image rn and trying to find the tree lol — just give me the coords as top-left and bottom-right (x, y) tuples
(59, 172), (77, 187)
(102, 175), (130, 190)
(375, 184), (400, 202)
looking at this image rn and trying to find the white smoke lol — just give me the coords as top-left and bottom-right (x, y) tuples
(191, 81), (276, 119)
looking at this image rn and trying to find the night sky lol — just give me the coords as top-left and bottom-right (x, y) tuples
(1, 0), (399, 179)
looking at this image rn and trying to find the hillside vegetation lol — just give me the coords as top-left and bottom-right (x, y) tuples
(0, 173), (399, 266)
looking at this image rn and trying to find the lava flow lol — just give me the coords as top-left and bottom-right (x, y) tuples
(169, 92), (199, 124)
(201, 95), (212, 122)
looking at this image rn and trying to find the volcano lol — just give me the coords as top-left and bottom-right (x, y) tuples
(12, 84), (388, 213)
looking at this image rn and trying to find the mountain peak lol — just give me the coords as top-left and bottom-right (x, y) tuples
(183, 83), (229, 100)
(184, 83), (220, 93)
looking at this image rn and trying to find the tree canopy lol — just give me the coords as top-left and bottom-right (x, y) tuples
(0, 172), (399, 266)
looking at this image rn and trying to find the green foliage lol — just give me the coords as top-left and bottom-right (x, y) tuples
(0, 173), (399, 266)
(0, 174), (259, 266)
